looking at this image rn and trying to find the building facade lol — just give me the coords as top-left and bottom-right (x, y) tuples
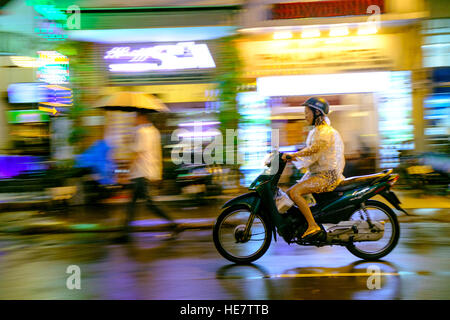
(236, 0), (428, 174)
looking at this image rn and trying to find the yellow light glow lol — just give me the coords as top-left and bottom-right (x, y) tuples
(329, 26), (349, 37)
(40, 102), (71, 107)
(38, 51), (69, 64)
(301, 29), (320, 38)
(10, 56), (38, 68)
(357, 24), (378, 35)
(46, 85), (72, 91)
(325, 37), (344, 44)
(273, 31), (293, 40)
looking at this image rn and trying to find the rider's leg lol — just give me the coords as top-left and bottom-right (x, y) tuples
(288, 176), (329, 238)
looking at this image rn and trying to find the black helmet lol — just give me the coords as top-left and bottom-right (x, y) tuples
(302, 97), (329, 115)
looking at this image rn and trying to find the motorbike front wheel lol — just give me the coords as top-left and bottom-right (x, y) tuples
(213, 206), (272, 264)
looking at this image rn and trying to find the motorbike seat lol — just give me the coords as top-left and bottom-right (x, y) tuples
(334, 169), (393, 192)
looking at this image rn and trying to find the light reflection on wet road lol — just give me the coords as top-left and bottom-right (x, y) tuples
(0, 222), (449, 299)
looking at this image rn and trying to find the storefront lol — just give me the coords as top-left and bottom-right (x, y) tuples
(91, 40), (222, 166)
(422, 17), (450, 153)
(236, 0), (425, 175)
(64, 4), (241, 187)
(0, 0), (76, 172)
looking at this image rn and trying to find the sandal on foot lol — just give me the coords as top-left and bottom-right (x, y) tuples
(301, 226), (321, 239)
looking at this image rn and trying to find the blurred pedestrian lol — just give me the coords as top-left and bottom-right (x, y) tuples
(74, 123), (117, 205)
(124, 112), (178, 238)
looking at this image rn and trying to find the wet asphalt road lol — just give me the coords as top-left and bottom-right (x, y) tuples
(0, 221), (449, 300)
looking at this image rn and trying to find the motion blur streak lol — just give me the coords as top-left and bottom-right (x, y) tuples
(0, 0), (448, 300)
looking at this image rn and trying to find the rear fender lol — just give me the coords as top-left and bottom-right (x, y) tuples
(338, 182), (409, 215)
(381, 190), (409, 215)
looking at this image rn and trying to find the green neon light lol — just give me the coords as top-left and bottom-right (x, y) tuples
(70, 224), (100, 231)
(7, 110), (49, 124)
(34, 4), (68, 21)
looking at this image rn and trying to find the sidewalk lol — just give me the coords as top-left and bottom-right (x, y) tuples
(0, 190), (229, 235)
(0, 189), (448, 235)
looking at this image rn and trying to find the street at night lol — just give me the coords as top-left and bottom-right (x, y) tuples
(0, 209), (449, 300)
(0, 0), (449, 306)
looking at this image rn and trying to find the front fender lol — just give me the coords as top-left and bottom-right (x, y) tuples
(221, 192), (276, 241)
(221, 192), (261, 213)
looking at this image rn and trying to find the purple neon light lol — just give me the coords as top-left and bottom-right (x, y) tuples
(177, 131), (221, 138)
(178, 121), (219, 127)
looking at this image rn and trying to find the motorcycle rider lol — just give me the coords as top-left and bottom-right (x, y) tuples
(282, 97), (345, 239)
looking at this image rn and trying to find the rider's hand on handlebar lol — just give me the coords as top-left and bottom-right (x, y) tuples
(282, 153), (294, 162)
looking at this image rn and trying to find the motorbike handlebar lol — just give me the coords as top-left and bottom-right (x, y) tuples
(266, 152), (292, 167)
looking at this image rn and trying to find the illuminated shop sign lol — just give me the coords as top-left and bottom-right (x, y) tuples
(239, 35), (400, 77)
(7, 110), (49, 124)
(32, 3), (68, 41)
(422, 19), (450, 68)
(272, 0), (385, 20)
(31, 2), (80, 41)
(36, 51), (72, 113)
(37, 51), (70, 85)
(8, 83), (46, 104)
(38, 51), (69, 64)
(104, 42), (216, 72)
(34, 20), (68, 42)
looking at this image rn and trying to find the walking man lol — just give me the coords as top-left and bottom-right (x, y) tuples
(124, 112), (178, 238)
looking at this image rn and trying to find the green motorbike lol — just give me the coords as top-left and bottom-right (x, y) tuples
(213, 152), (407, 264)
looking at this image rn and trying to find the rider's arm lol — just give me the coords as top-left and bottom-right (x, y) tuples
(294, 139), (328, 157)
(293, 129), (330, 158)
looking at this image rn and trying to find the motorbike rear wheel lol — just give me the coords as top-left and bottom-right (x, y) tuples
(346, 200), (400, 261)
(213, 206), (272, 264)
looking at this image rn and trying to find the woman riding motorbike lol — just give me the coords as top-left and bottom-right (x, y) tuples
(282, 97), (345, 239)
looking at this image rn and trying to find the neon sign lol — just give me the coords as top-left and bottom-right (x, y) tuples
(37, 51), (70, 85)
(32, 3), (68, 41)
(104, 42), (216, 72)
(36, 51), (72, 114)
(38, 51), (69, 64)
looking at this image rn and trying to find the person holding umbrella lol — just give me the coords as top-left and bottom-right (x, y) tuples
(94, 92), (178, 240)
(125, 111), (179, 238)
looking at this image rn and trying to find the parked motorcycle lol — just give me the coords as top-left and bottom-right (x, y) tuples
(397, 152), (449, 196)
(213, 152), (407, 263)
(175, 164), (223, 198)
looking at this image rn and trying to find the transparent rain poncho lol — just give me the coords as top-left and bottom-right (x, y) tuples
(293, 119), (345, 193)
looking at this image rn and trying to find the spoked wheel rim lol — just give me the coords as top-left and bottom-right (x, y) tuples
(349, 204), (396, 255)
(217, 209), (269, 260)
